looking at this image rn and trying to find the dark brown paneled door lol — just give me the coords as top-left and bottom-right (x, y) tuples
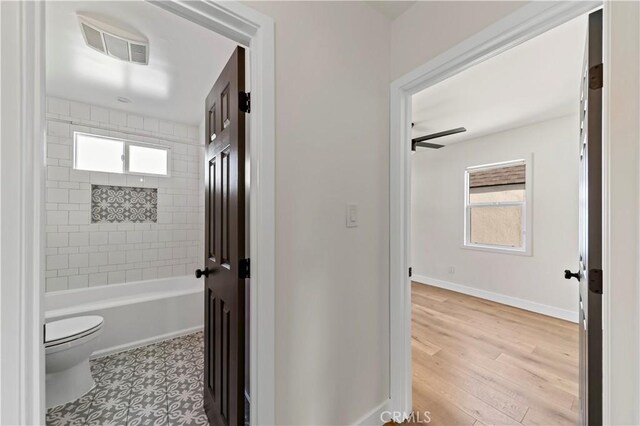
(202, 46), (246, 426)
(569, 9), (603, 426)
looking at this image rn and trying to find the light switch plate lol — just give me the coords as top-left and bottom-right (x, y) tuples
(346, 204), (358, 228)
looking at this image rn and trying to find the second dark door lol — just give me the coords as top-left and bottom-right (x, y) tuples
(566, 9), (603, 426)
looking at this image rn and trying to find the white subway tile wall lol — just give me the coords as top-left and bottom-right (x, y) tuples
(45, 97), (204, 292)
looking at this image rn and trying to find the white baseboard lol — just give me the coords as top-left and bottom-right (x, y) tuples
(91, 326), (204, 359)
(354, 399), (390, 426)
(412, 274), (578, 323)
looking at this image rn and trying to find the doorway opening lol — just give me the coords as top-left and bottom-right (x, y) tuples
(389, 2), (604, 425)
(17, 1), (276, 425)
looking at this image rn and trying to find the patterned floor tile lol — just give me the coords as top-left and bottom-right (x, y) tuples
(127, 388), (168, 426)
(167, 400), (208, 426)
(45, 389), (94, 426)
(86, 385), (131, 426)
(46, 333), (219, 426)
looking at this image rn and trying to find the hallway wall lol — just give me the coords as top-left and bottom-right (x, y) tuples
(390, 1), (523, 80)
(606, 1), (640, 422)
(244, 2), (391, 424)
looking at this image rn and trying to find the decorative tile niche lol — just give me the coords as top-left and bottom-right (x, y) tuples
(91, 185), (158, 223)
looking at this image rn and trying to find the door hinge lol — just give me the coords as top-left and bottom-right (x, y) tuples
(239, 91), (251, 114)
(589, 63), (603, 90)
(409, 267), (412, 278)
(589, 268), (603, 294)
(239, 258), (250, 279)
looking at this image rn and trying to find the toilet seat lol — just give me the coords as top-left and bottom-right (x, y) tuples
(45, 316), (104, 348)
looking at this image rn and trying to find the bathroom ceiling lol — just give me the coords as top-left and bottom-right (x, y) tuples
(46, 1), (237, 126)
(412, 14), (587, 147)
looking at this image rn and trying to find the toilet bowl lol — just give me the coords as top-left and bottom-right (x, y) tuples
(45, 315), (104, 408)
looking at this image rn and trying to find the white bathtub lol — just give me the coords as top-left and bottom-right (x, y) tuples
(45, 276), (203, 358)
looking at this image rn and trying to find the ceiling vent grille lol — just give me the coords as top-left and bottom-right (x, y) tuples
(78, 14), (149, 65)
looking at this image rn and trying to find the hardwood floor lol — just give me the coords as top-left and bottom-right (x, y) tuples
(410, 282), (578, 426)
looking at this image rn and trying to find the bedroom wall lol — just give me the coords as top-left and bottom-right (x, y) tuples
(44, 96), (204, 292)
(411, 116), (579, 320)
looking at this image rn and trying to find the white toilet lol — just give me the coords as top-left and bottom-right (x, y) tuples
(45, 315), (104, 408)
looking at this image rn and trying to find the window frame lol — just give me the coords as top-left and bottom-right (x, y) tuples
(73, 131), (172, 177)
(463, 157), (533, 256)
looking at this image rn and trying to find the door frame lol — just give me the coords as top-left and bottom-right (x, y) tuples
(0, 1), (276, 425)
(388, 0), (603, 421)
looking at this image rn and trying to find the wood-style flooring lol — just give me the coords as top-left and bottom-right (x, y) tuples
(410, 282), (578, 426)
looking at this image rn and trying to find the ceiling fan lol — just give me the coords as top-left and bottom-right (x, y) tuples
(411, 126), (467, 151)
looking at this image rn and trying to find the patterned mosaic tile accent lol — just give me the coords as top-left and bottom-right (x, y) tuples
(91, 185), (158, 224)
(46, 333), (232, 426)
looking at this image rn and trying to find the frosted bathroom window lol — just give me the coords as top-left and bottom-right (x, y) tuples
(73, 132), (170, 176)
(128, 144), (169, 176)
(74, 133), (124, 174)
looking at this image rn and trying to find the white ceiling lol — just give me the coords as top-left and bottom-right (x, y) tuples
(365, 1), (416, 20)
(46, 1), (237, 126)
(412, 14), (588, 147)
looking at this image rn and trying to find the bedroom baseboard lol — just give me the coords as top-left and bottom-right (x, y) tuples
(412, 274), (578, 323)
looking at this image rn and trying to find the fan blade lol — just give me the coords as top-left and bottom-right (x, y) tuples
(412, 127), (466, 143)
(411, 127), (466, 151)
(414, 141), (444, 149)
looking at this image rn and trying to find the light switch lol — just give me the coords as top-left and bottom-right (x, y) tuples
(346, 204), (358, 228)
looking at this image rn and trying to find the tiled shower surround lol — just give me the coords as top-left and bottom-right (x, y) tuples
(45, 97), (204, 292)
